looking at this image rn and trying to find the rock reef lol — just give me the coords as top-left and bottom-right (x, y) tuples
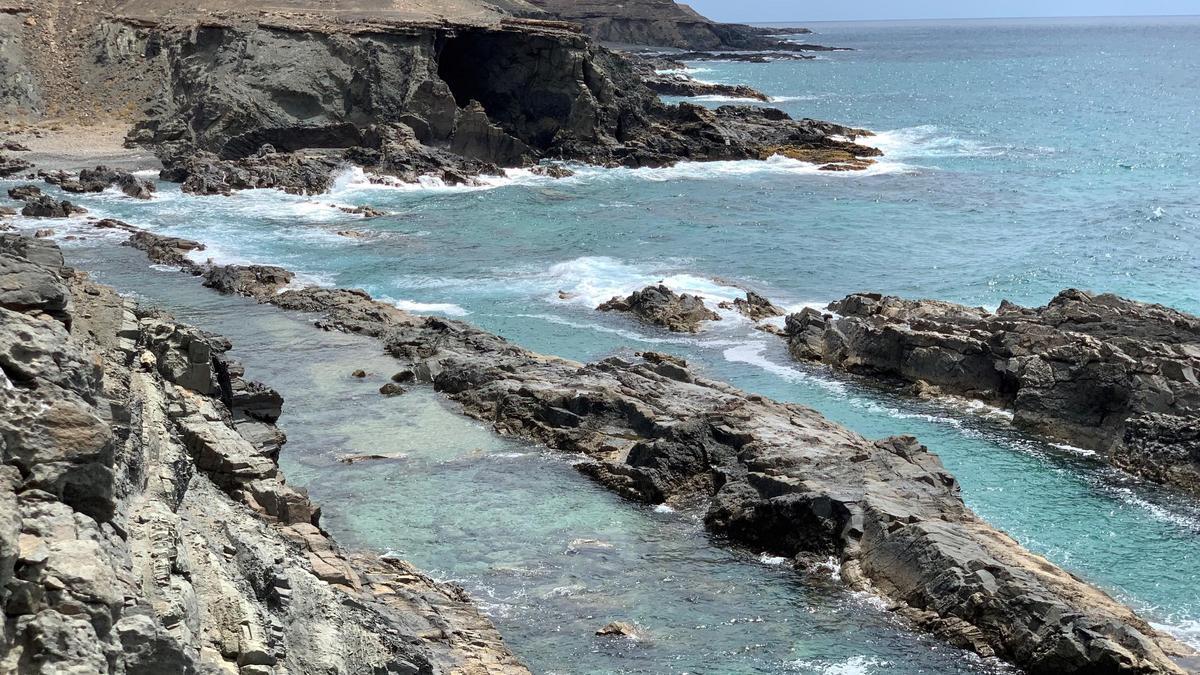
(0, 233), (527, 674)
(115, 228), (1199, 674)
(784, 291), (1200, 496)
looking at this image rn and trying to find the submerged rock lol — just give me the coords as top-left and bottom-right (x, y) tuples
(598, 284), (721, 332)
(784, 290), (1200, 495)
(595, 621), (642, 638)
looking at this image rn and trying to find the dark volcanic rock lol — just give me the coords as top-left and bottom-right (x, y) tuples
(784, 290), (1200, 494)
(0, 234), (529, 674)
(7, 184), (42, 201)
(171, 149), (342, 196)
(598, 284), (721, 332)
(125, 19), (880, 193)
(641, 71), (770, 101)
(720, 290), (785, 321)
(115, 232), (1199, 674)
(60, 165), (157, 199)
(124, 230), (206, 267)
(20, 195), (87, 218)
(0, 153), (31, 177)
(202, 264), (295, 299)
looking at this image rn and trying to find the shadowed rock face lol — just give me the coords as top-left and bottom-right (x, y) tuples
(114, 16), (878, 187)
(0, 234), (529, 673)
(785, 291), (1200, 495)
(115, 227), (1200, 675)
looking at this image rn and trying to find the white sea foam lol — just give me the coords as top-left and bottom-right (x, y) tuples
(571, 154), (917, 182)
(869, 124), (1008, 160)
(758, 553), (790, 566)
(769, 95), (818, 103)
(654, 504), (676, 514)
(391, 299), (470, 316)
(1154, 618), (1200, 651)
(1050, 442), (1097, 457)
(515, 313), (744, 348)
(790, 655), (887, 675)
(722, 341), (849, 395)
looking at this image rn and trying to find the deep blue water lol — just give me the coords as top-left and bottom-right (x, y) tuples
(9, 15), (1200, 674)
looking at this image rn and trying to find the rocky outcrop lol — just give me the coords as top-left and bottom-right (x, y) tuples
(720, 290), (785, 322)
(18, 193), (87, 218)
(785, 291), (1200, 495)
(118, 15), (879, 190)
(168, 149), (343, 196)
(117, 229), (1199, 675)
(525, 0), (813, 50)
(0, 152), (31, 177)
(598, 283), (720, 332)
(0, 233), (528, 673)
(42, 165), (157, 199)
(640, 71), (771, 101)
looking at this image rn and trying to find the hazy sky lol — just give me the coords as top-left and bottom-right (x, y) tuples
(685, 0), (1198, 23)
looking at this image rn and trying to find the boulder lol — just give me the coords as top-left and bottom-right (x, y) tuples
(598, 284), (720, 332)
(20, 195), (87, 218)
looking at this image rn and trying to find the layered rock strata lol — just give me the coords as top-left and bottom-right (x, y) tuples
(0, 233), (527, 674)
(784, 291), (1200, 495)
(116, 227), (1200, 675)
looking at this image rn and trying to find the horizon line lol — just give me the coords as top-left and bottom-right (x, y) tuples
(733, 13), (1200, 25)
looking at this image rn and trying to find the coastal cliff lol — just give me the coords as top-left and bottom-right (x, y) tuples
(0, 3), (879, 187)
(0, 233), (526, 674)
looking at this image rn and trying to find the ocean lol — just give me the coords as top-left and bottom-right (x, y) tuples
(13, 15), (1200, 674)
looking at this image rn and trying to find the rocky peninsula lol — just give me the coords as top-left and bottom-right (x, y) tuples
(97, 225), (1198, 674)
(0, 233), (527, 673)
(784, 291), (1200, 496)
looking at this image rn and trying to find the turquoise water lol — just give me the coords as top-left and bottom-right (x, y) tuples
(64, 244), (1003, 674)
(8, 15), (1200, 671)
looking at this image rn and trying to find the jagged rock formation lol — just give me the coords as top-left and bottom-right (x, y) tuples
(525, 0), (812, 50)
(0, 233), (528, 674)
(598, 283), (721, 332)
(115, 227), (1200, 675)
(784, 291), (1200, 495)
(720, 290), (785, 321)
(47, 165), (157, 199)
(117, 15), (879, 187)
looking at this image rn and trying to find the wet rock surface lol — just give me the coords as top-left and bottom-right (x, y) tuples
(42, 165), (157, 199)
(115, 229), (1200, 674)
(0, 234), (528, 674)
(784, 291), (1200, 496)
(598, 283), (721, 332)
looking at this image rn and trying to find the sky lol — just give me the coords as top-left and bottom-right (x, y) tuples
(684, 0), (1200, 23)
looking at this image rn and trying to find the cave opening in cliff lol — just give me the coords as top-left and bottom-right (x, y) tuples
(437, 31), (575, 148)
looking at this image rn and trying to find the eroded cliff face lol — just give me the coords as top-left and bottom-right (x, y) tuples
(0, 233), (527, 674)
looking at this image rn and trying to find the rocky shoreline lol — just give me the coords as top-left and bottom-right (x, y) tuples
(1, 233), (527, 673)
(99, 225), (1198, 674)
(783, 291), (1200, 496)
